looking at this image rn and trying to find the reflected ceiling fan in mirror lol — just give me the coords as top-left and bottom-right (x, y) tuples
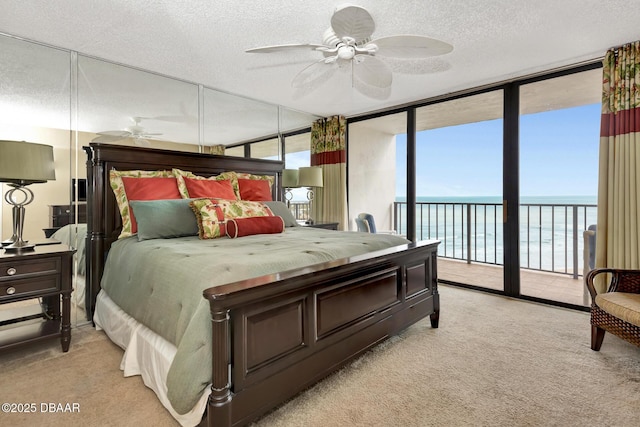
(246, 4), (453, 99)
(92, 117), (162, 146)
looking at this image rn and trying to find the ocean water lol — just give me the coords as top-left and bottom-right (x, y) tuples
(395, 196), (597, 274)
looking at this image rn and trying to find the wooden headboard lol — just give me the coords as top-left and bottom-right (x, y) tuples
(83, 143), (284, 318)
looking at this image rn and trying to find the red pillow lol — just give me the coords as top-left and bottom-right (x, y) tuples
(184, 177), (237, 199)
(226, 216), (284, 238)
(238, 179), (272, 201)
(121, 177), (182, 233)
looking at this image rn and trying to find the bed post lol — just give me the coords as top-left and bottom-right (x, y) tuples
(84, 146), (106, 321)
(207, 302), (232, 427)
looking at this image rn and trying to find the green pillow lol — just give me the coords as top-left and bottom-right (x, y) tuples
(263, 201), (299, 227)
(129, 199), (199, 241)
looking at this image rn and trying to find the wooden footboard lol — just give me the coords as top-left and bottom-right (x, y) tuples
(203, 239), (439, 427)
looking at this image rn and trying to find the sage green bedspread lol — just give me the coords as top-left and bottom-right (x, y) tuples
(100, 227), (409, 414)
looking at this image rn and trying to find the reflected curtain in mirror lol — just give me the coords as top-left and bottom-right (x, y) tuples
(310, 116), (347, 230)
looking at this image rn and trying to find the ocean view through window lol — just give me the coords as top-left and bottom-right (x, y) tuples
(394, 195), (597, 276)
(388, 67), (601, 306)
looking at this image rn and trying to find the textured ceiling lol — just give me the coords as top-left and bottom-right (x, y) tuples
(0, 0), (638, 119)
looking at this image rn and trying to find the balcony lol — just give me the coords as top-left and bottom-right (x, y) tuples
(395, 200), (596, 307)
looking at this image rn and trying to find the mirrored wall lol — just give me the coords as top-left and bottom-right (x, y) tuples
(0, 32), (320, 326)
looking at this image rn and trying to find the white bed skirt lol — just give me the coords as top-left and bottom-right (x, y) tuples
(93, 290), (210, 427)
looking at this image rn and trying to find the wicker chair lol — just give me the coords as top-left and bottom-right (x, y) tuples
(585, 268), (640, 350)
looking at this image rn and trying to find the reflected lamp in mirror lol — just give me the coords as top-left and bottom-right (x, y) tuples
(282, 169), (299, 207)
(297, 166), (323, 225)
(0, 140), (56, 252)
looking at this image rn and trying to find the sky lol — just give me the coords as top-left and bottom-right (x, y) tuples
(283, 102), (601, 202)
(396, 103), (601, 199)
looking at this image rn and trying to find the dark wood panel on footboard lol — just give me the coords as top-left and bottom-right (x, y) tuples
(204, 239), (439, 427)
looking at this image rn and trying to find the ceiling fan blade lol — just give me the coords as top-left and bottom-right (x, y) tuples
(292, 59), (338, 90)
(246, 44), (325, 53)
(353, 55), (392, 89)
(140, 132), (163, 137)
(351, 56), (393, 100)
(92, 134), (127, 143)
(372, 35), (453, 58)
(331, 5), (375, 43)
(96, 130), (131, 138)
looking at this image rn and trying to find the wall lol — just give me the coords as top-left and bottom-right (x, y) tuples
(347, 125), (397, 232)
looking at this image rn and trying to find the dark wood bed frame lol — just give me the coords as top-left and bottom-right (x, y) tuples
(84, 143), (440, 427)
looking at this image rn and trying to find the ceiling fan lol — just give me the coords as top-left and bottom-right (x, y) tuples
(92, 117), (162, 146)
(245, 4), (453, 99)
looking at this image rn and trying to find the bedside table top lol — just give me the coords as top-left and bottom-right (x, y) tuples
(0, 243), (73, 260)
(300, 222), (339, 230)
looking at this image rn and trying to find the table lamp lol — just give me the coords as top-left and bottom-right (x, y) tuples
(282, 169), (299, 208)
(0, 140), (56, 252)
(297, 166), (323, 224)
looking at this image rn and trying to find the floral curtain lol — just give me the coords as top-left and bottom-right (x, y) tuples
(208, 144), (225, 155)
(594, 41), (640, 293)
(310, 115), (348, 230)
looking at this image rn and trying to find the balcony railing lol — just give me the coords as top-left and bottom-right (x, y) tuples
(289, 202), (309, 221)
(394, 201), (597, 279)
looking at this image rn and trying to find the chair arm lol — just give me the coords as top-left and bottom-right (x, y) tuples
(586, 268), (640, 300)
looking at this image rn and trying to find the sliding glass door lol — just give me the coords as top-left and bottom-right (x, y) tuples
(414, 91), (504, 290)
(518, 68), (601, 307)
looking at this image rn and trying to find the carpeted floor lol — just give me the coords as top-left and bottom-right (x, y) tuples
(1, 285), (639, 427)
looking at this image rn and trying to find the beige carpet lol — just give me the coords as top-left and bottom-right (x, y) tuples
(1, 285), (639, 427)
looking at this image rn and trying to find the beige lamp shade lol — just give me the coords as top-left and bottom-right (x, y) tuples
(0, 140), (56, 185)
(282, 169), (299, 187)
(298, 166), (323, 188)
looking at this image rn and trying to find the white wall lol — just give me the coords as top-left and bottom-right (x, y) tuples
(347, 125), (397, 232)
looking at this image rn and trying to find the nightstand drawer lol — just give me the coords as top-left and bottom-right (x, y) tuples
(0, 275), (59, 300)
(0, 258), (60, 279)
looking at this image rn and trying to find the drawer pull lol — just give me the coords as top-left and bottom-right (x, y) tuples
(6, 286), (16, 295)
(7, 267), (16, 276)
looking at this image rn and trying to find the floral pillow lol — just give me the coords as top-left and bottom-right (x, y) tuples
(189, 198), (274, 239)
(109, 169), (179, 239)
(173, 168), (239, 199)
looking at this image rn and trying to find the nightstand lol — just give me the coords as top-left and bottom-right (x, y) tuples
(302, 222), (339, 230)
(0, 244), (75, 352)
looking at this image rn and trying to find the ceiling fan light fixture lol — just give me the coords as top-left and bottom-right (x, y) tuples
(337, 45), (356, 60)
